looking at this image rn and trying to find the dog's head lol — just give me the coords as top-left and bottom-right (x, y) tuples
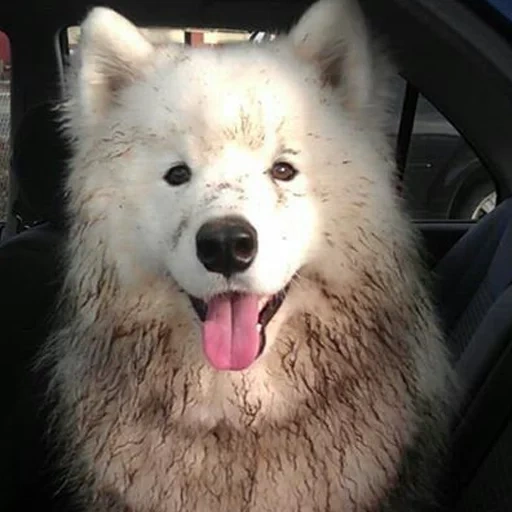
(64, 0), (397, 371)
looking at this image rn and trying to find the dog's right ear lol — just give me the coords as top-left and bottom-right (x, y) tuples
(72, 7), (154, 130)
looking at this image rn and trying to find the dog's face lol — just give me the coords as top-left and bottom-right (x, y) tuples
(66, 0), (395, 371)
(130, 50), (321, 303)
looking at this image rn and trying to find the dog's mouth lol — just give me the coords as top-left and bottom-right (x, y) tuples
(189, 287), (289, 372)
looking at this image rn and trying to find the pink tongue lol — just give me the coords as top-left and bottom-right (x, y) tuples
(202, 294), (260, 371)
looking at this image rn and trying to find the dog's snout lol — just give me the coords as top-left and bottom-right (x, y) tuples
(196, 216), (258, 278)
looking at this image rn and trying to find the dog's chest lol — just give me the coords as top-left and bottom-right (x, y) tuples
(91, 422), (390, 512)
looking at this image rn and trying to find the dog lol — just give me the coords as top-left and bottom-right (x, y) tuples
(43, 0), (457, 509)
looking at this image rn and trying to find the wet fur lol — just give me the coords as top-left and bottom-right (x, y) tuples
(42, 0), (457, 510)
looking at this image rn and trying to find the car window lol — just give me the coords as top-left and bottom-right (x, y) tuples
(66, 26), (255, 51)
(390, 76), (496, 221)
(0, 29), (10, 220)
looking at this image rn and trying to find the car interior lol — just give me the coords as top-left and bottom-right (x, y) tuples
(1, 0), (512, 510)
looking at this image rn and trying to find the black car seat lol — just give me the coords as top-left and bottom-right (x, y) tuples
(2, 101), (512, 511)
(432, 198), (512, 509)
(434, 198), (512, 407)
(0, 102), (71, 511)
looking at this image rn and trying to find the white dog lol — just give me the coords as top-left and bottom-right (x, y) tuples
(43, 0), (457, 510)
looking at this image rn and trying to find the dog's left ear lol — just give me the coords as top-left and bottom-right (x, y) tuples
(289, 0), (375, 113)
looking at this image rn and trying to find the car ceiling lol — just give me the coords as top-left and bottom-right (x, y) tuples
(1, 0), (312, 32)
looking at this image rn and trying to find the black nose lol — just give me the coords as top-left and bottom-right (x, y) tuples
(196, 216), (258, 278)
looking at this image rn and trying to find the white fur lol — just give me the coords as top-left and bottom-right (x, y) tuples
(45, 1), (457, 510)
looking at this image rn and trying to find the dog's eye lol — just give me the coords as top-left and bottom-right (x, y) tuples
(270, 162), (298, 182)
(164, 164), (191, 186)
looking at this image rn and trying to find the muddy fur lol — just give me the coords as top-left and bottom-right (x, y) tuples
(40, 0), (457, 510)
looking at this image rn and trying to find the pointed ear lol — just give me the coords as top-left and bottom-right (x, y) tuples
(288, 0), (375, 113)
(72, 7), (155, 129)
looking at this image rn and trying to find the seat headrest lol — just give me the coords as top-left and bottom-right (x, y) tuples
(11, 101), (71, 225)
